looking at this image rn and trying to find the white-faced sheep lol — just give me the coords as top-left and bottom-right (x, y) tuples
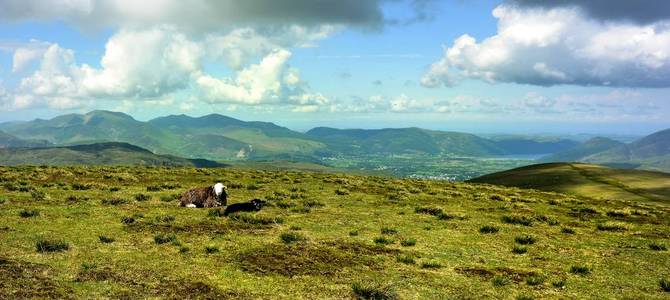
(179, 183), (227, 208)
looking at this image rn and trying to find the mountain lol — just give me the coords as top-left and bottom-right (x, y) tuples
(0, 110), (590, 163)
(0, 111), (324, 161)
(0, 130), (50, 148)
(0, 142), (226, 167)
(0, 110), (175, 154)
(305, 127), (506, 156)
(540, 137), (624, 162)
(491, 137), (579, 155)
(148, 114), (325, 158)
(583, 129), (670, 172)
(469, 162), (670, 204)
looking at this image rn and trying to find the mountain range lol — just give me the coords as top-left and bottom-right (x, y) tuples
(0, 110), (578, 160)
(541, 129), (670, 172)
(0, 110), (668, 173)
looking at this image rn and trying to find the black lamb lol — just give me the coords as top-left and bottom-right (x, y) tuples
(224, 199), (266, 216)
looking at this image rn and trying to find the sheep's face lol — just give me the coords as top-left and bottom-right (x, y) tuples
(251, 199), (266, 210)
(213, 183), (224, 197)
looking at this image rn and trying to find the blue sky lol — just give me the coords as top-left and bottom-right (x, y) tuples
(0, 0), (669, 135)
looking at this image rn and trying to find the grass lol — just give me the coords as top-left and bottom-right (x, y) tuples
(492, 276), (509, 287)
(400, 238), (416, 247)
(373, 236), (394, 245)
(479, 225), (499, 234)
(0, 165), (668, 298)
(561, 227), (576, 234)
(279, 232), (307, 244)
(420, 261), (442, 269)
(597, 222), (629, 232)
(154, 233), (177, 245)
(351, 282), (398, 300)
(380, 227), (398, 235)
(514, 235), (537, 245)
(661, 279), (670, 292)
(98, 236), (115, 244)
(396, 255), (415, 265)
(501, 215), (534, 226)
(18, 209), (40, 218)
(205, 245), (220, 254)
(649, 243), (667, 251)
(512, 245), (528, 254)
(570, 265), (591, 275)
(35, 238), (69, 253)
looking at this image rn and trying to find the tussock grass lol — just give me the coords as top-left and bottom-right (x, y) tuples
(400, 238), (416, 247)
(396, 255), (415, 264)
(661, 279), (670, 292)
(479, 225), (499, 234)
(205, 245), (220, 254)
(649, 243), (667, 251)
(514, 235), (537, 245)
(280, 232), (307, 244)
(101, 198), (127, 205)
(380, 227), (398, 235)
(512, 246), (528, 254)
(492, 276), (509, 287)
(153, 233), (177, 245)
(501, 215), (534, 226)
(570, 265), (591, 275)
(98, 236), (115, 243)
(420, 261), (442, 269)
(597, 222), (629, 232)
(19, 209), (40, 218)
(351, 282), (398, 300)
(36, 238), (69, 253)
(561, 227), (576, 234)
(373, 236), (394, 245)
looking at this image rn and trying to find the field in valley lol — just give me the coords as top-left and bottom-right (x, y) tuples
(1, 165), (669, 299)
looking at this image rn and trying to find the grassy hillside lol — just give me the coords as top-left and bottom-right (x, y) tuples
(1, 166), (669, 298)
(469, 163), (670, 205)
(0, 142), (226, 168)
(540, 137), (624, 162)
(0, 130), (50, 148)
(306, 127), (507, 156)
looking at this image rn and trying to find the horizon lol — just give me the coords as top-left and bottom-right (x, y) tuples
(1, 1), (669, 136)
(0, 108), (659, 139)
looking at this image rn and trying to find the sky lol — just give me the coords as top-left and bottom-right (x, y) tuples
(0, 0), (669, 135)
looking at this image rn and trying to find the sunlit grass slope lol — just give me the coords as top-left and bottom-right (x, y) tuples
(0, 165), (669, 298)
(469, 163), (670, 205)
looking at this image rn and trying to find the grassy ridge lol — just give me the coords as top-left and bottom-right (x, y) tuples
(469, 163), (670, 205)
(0, 166), (669, 298)
(0, 142), (227, 168)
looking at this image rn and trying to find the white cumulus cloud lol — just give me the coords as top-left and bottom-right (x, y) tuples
(422, 5), (670, 88)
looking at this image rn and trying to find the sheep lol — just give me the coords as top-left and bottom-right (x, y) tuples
(179, 183), (227, 208)
(223, 199), (266, 216)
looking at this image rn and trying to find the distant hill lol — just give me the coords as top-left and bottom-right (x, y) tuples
(0, 142), (226, 167)
(306, 127), (579, 157)
(306, 127), (506, 156)
(540, 137), (623, 162)
(469, 163), (670, 204)
(0, 130), (50, 148)
(490, 136), (579, 155)
(583, 129), (670, 172)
